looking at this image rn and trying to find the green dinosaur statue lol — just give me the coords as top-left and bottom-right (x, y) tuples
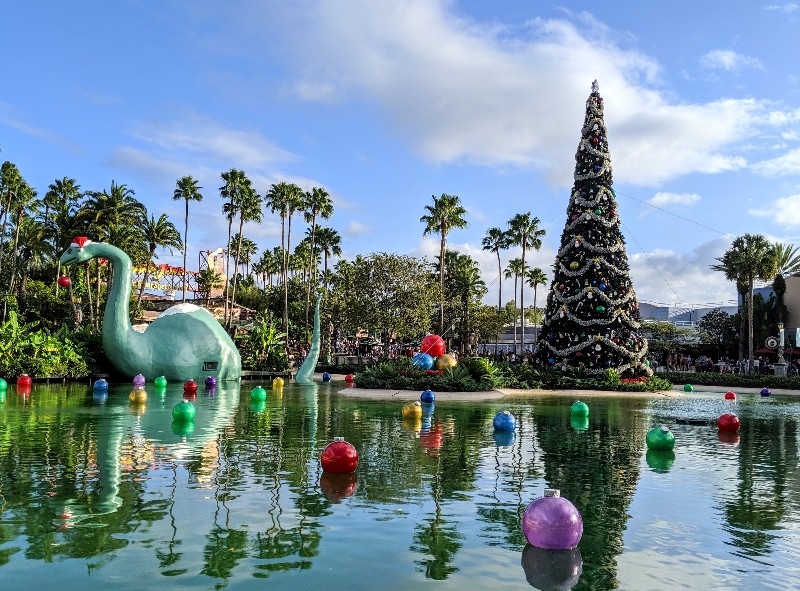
(60, 237), (241, 381)
(295, 297), (320, 384)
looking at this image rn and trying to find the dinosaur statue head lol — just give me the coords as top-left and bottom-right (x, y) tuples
(60, 236), (96, 266)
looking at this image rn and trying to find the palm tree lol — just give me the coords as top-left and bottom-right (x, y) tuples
(506, 213), (545, 355)
(4, 179), (37, 321)
(219, 168), (252, 326)
(773, 243), (800, 277)
(172, 175), (204, 302)
(303, 187), (334, 327)
(481, 227), (509, 312)
(315, 226), (342, 292)
(136, 213), (183, 308)
(0, 161), (23, 279)
(228, 184), (262, 327)
(78, 181), (147, 326)
(711, 234), (777, 372)
(525, 267), (547, 343)
(266, 181), (304, 345)
(504, 257), (523, 352)
(445, 251), (487, 354)
(40, 178), (84, 294)
(420, 194), (469, 334)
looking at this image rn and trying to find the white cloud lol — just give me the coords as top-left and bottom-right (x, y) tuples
(748, 195), (800, 227)
(699, 50), (764, 73)
(649, 192), (701, 207)
(344, 220), (373, 237)
(765, 3), (799, 13)
(128, 113), (299, 172)
(251, 1), (768, 187)
(751, 147), (800, 176)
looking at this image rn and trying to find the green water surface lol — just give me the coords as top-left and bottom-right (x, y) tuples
(0, 382), (798, 590)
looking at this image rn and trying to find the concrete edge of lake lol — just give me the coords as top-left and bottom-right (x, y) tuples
(332, 384), (800, 400)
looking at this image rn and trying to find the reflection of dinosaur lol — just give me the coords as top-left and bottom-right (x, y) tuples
(295, 297), (320, 384)
(60, 237), (241, 381)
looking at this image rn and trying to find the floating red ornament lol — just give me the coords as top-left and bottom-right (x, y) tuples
(717, 413), (741, 433)
(57, 275), (71, 287)
(321, 437), (359, 473)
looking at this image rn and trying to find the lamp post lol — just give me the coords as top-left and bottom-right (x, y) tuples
(775, 322), (788, 376)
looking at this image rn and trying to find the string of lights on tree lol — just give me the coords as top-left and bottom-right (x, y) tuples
(535, 80), (652, 377)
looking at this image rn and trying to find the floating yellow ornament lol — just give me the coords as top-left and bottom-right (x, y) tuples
(402, 401), (423, 419)
(129, 389), (147, 404)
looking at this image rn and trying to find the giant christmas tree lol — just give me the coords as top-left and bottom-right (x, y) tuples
(535, 81), (651, 377)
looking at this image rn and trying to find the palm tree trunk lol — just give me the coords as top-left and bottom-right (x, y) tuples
(137, 254), (155, 309)
(519, 247), (526, 356)
(282, 212), (289, 349)
(182, 199), (189, 302)
(439, 233), (446, 334)
(495, 249), (501, 356)
(228, 217), (245, 329)
(533, 285), (539, 344)
(748, 277), (755, 373)
(223, 220), (233, 326)
(86, 265), (95, 329)
(305, 214), (319, 331)
(512, 276), (518, 353)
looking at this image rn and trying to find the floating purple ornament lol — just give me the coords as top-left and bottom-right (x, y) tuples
(132, 373), (146, 387)
(522, 489), (583, 550)
(205, 376), (217, 388)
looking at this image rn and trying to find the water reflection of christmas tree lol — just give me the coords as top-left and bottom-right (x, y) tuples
(535, 81), (651, 376)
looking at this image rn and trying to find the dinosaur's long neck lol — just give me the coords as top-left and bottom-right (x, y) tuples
(92, 243), (135, 348)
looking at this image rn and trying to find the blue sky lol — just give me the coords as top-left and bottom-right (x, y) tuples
(2, 0), (800, 312)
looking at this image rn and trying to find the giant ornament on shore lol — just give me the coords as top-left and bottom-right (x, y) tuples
(412, 352), (434, 370)
(421, 334), (446, 358)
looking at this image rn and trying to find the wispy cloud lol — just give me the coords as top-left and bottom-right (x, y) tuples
(344, 220), (373, 237)
(748, 194), (800, 227)
(699, 49), (764, 73)
(649, 192), (701, 207)
(764, 3), (799, 13)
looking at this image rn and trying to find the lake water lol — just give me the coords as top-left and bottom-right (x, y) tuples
(0, 382), (798, 590)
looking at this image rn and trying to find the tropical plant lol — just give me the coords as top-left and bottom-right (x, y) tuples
(172, 175), (204, 302)
(420, 194), (469, 334)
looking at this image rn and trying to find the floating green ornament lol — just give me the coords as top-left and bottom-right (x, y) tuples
(172, 401), (196, 421)
(0, 378), (7, 391)
(646, 425), (675, 451)
(570, 400), (589, 417)
(154, 375), (168, 388)
(683, 384), (693, 392)
(251, 386), (267, 401)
